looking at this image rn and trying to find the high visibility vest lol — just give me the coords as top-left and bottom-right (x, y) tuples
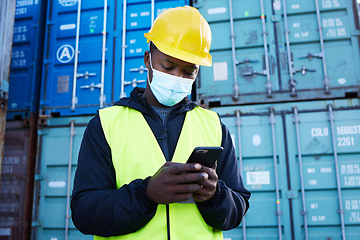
(96, 105), (223, 240)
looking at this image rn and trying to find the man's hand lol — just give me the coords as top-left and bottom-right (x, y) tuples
(192, 164), (218, 202)
(146, 162), (209, 204)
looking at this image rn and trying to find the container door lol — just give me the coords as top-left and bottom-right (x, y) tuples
(277, 0), (360, 98)
(0, 122), (29, 240)
(41, 0), (116, 116)
(195, 0), (280, 106)
(8, 1), (46, 120)
(34, 117), (93, 240)
(286, 106), (360, 239)
(220, 110), (292, 239)
(115, 0), (188, 99)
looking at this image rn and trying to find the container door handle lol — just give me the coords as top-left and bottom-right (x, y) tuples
(76, 71), (97, 79)
(80, 83), (102, 91)
(124, 79), (146, 88)
(129, 65), (146, 74)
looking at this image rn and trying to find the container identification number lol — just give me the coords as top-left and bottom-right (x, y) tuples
(337, 125), (360, 135)
(337, 137), (355, 146)
(1, 165), (13, 174)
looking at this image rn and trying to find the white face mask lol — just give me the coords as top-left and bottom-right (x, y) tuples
(147, 53), (195, 107)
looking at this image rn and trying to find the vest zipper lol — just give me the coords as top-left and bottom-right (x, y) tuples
(166, 204), (170, 240)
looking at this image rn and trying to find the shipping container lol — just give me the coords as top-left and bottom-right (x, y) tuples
(194, 0), (360, 107)
(32, 116), (93, 240)
(0, 121), (32, 240)
(116, 0), (188, 100)
(211, 98), (360, 240)
(7, 0), (47, 120)
(40, 0), (187, 117)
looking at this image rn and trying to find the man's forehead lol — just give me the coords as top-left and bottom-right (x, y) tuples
(154, 51), (199, 69)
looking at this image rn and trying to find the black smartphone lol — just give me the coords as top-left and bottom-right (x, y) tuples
(186, 147), (224, 168)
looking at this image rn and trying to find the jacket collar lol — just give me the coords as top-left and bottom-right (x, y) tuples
(113, 87), (197, 116)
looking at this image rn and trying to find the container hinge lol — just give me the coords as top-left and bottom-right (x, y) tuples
(287, 189), (298, 199)
(31, 221), (41, 227)
(34, 174), (44, 181)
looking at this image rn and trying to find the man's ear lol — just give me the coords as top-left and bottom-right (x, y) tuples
(144, 50), (150, 70)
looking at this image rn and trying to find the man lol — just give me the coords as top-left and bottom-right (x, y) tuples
(71, 6), (250, 240)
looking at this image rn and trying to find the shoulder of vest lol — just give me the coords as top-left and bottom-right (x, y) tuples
(192, 106), (219, 119)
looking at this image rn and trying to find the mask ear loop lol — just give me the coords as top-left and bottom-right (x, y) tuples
(147, 42), (153, 85)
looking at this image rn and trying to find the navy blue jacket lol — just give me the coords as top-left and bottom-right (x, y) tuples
(71, 88), (250, 237)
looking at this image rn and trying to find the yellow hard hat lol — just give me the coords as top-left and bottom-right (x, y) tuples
(144, 6), (212, 66)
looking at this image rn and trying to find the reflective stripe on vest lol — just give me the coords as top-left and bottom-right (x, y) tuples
(96, 106), (223, 240)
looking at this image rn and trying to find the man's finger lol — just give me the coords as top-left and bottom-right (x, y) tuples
(168, 163), (202, 175)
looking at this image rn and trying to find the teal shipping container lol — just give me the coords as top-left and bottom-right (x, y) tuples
(31, 99), (360, 240)
(32, 116), (93, 240)
(194, 0), (360, 107)
(212, 99), (360, 240)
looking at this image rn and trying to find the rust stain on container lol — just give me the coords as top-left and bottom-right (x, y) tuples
(0, 120), (30, 240)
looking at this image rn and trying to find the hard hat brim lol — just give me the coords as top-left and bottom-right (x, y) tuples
(145, 33), (212, 67)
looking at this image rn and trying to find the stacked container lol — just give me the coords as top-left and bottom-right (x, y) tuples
(31, 0), (188, 239)
(39, 0), (188, 117)
(1, 1), (46, 240)
(195, 0), (360, 106)
(7, 0), (46, 120)
(194, 0), (360, 239)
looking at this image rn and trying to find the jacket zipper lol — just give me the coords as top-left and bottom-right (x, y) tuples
(166, 204), (170, 240)
(147, 106), (175, 240)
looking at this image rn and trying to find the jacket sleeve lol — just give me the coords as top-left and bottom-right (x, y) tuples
(70, 114), (158, 237)
(196, 122), (251, 230)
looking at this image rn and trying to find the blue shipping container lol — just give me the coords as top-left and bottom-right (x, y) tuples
(7, 0), (47, 120)
(40, 0), (187, 117)
(212, 99), (360, 239)
(194, 0), (360, 107)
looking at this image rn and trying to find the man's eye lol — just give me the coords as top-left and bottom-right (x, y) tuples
(162, 65), (173, 70)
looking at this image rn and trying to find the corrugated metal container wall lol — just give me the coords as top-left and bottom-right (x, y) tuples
(32, 116), (93, 240)
(211, 99), (360, 240)
(7, 0), (47, 120)
(194, 0), (360, 107)
(40, 0), (187, 117)
(40, 0), (117, 117)
(0, 121), (29, 240)
(117, 0), (188, 99)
